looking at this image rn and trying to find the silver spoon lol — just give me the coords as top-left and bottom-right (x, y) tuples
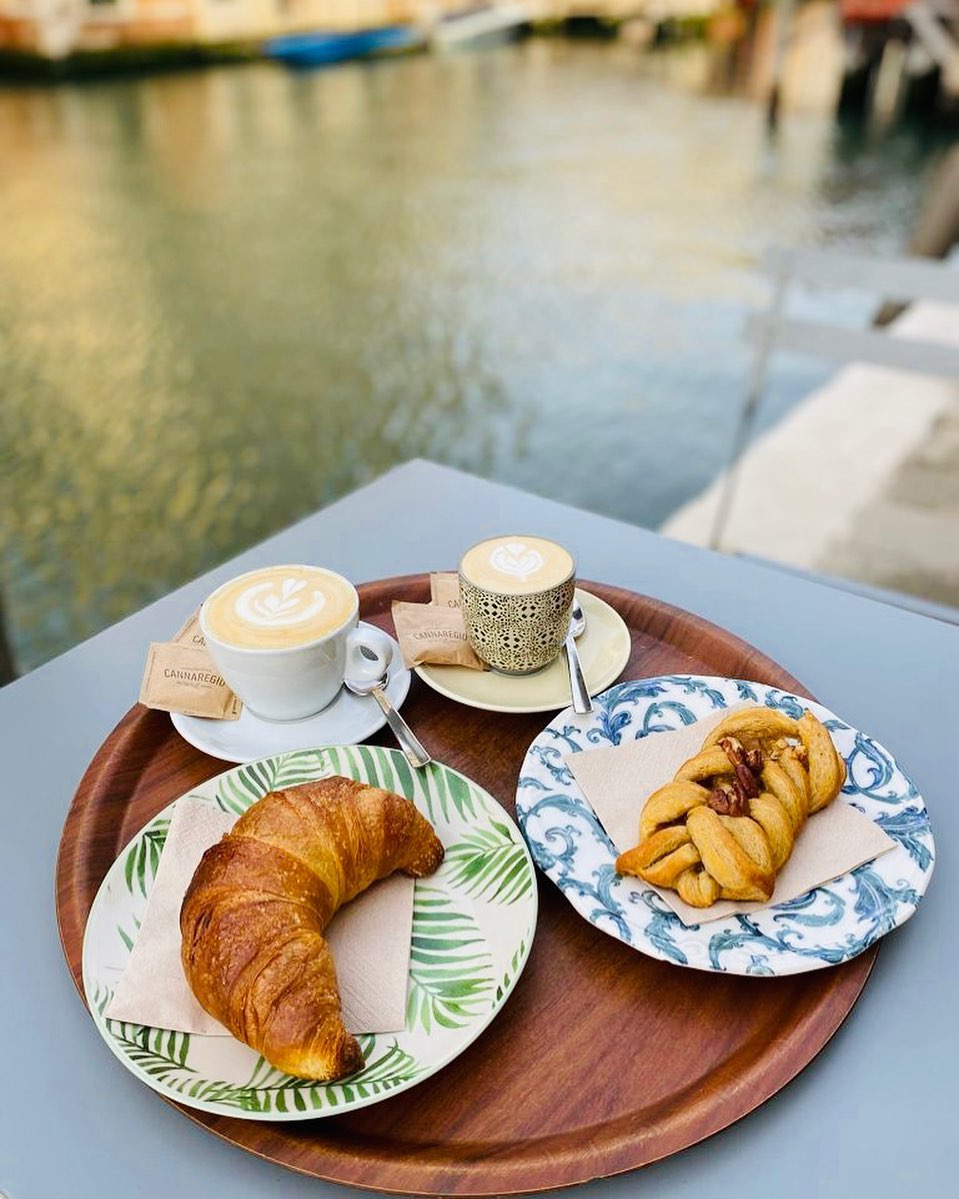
(564, 601), (592, 715)
(344, 636), (432, 769)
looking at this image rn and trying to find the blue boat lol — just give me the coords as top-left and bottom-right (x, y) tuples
(265, 26), (421, 69)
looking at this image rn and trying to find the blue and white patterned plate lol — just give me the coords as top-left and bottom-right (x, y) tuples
(515, 675), (935, 976)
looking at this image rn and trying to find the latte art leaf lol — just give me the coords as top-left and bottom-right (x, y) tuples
(204, 566), (356, 648)
(257, 593), (303, 618)
(234, 579), (328, 628)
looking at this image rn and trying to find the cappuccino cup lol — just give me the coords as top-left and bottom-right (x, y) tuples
(199, 564), (364, 721)
(458, 535), (576, 675)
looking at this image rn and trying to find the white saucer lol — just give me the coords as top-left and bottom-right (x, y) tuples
(170, 623), (411, 763)
(415, 589), (631, 714)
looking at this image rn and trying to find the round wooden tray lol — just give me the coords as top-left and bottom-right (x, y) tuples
(56, 576), (878, 1196)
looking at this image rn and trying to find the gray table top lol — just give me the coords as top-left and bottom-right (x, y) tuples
(1, 459), (955, 1199)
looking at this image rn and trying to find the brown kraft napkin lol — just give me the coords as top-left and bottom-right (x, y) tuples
(392, 572), (487, 670)
(139, 641), (242, 720)
(106, 796), (414, 1035)
(430, 571), (463, 608)
(565, 705), (895, 927)
(172, 610), (207, 649)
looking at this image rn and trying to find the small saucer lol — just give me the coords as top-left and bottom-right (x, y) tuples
(170, 623), (411, 763)
(415, 589), (631, 714)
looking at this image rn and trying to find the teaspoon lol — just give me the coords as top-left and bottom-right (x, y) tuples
(345, 637), (432, 769)
(564, 601), (592, 715)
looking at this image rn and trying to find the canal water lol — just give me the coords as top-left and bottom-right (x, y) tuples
(0, 37), (950, 670)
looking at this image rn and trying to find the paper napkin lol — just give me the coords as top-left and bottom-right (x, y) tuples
(566, 706), (894, 926)
(138, 612), (242, 720)
(391, 573), (487, 671)
(106, 796), (414, 1034)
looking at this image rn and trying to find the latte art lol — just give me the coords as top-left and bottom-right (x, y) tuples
(234, 578), (327, 629)
(489, 542), (545, 583)
(203, 566), (357, 650)
(461, 535), (573, 595)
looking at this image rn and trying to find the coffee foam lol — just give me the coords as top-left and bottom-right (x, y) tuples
(460, 536), (574, 595)
(203, 566), (356, 650)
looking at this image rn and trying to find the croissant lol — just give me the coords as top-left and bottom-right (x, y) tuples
(616, 707), (846, 908)
(180, 776), (444, 1081)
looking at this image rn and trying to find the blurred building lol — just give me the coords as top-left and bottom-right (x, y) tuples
(0, 0), (425, 59)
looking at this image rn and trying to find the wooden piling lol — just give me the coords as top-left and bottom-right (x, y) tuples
(0, 588), (17, 687)
(875, 144), (959, 324)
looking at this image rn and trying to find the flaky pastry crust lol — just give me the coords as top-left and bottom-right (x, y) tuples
(180, 776), (444, 1080)
(616, 707), (846, 907)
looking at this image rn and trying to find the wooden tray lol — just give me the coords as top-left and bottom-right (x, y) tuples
(56, 576), (878, 1196)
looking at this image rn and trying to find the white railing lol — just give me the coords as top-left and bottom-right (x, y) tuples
(710, 246), (959, 549)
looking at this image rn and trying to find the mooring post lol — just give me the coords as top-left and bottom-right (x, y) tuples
(0, 587), (17, 687)
(767, 0), (797, 131)
(874, 144), (959, 325)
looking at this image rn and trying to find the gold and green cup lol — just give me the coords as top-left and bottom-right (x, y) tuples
(458, 535), (576, 675)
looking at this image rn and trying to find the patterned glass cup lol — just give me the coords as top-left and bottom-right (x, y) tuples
(458, 535), (576, 674)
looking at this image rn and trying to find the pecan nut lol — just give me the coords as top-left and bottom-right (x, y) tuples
(706, 782), (751, 818)
(717, 736), (761, 798)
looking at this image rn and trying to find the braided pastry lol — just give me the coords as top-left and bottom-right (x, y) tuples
(615, 706), (846, 908)
(181, 776), (444, 1081)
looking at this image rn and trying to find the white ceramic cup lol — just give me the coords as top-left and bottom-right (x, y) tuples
(199, 568), (367, 722)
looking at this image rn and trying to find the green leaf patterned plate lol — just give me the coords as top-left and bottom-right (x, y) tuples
(82, 745), (538, 1121)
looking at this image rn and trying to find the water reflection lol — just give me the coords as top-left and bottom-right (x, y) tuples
(0, 37), (950, 670)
